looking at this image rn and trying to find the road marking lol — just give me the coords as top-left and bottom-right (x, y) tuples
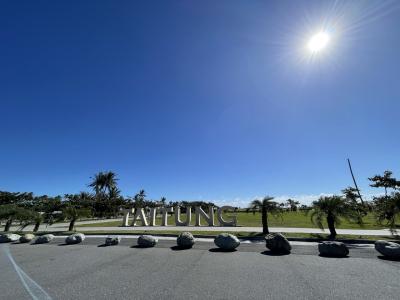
(2, 245), (52, 300)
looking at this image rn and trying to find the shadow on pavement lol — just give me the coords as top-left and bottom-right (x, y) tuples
(170, 245), (192, 251)
(318, 254), (349, 258)
(377, 255), (400, 262)
(209, 248), (237, 253)
(261, 250), (290, 256)
(130, 245), (155, 249)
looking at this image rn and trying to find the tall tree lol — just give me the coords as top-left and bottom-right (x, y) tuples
(248, 196), (282, 234)
(369, 170), (400, 233)
(369, 170), (400, 196)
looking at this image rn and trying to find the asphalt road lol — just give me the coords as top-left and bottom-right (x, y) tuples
(0, 237), (399, 300)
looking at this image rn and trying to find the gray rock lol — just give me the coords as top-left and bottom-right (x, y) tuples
(0, 233), (21, 243)
(375, 240), (400, 258)
(105, 236), (121, 246)
(65, 233), (85, 245)
(35, 234), (55, 244)
(318, 241), (349, 257)
(137, 235), (158, 247)
(214, 233), (240, 251)
(265, 233), (291, 254)
(177, 232), (195, 248)
(19, 234), (35, 243)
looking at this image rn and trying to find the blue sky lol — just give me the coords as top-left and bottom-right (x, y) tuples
(1, 1), (399, 206)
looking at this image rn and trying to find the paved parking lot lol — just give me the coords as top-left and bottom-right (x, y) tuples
(0, 237), (399, 300)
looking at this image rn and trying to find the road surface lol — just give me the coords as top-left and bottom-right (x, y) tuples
(0, 236), (399, 299)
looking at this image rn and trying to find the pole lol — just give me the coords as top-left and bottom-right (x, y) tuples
(347, 158), (364, 204)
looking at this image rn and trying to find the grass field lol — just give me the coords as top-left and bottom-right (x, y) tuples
(79, 211), (394, 230)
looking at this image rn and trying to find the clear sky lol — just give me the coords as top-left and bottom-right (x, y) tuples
(1, 1), (399, 206)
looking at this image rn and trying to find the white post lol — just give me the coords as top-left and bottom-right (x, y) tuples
(217, 206), (237, 226)
(132, 208), (148, 226)
(148, 207), (157, 226)
(121, 208), (134, 227)
(160, 207), (174, 226)
(174, 206), (191, 226)
(195, 206), (215, 226)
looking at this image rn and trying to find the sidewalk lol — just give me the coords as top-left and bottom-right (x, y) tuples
(7, 221), (397, 236)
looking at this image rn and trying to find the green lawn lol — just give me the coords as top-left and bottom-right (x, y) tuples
(79, 211), (394, 230)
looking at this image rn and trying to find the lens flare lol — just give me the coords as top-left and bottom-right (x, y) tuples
(308, 32), (330, 53)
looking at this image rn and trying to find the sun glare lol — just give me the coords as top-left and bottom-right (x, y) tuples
(308, 32), (330, 53)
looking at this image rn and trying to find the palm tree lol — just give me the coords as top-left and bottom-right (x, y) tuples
(307, 196), (362, 239)
(286, 199), (300, 211)
(160, 197), (166, 206)
(248, 196), (282, 234)
(63, 205), (91, 231)
(89, 171), (118, 196)
(133, 189), (146, 208)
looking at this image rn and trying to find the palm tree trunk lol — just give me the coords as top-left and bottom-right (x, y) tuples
(327, 213), (336, 239)
(68, 218), (76, 231)
(33, 221), (41, 232)
(262, 206), (269, 234)
(4, 218), (13, 232)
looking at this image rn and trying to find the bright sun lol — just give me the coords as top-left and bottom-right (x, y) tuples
(308, 32), (330, 53)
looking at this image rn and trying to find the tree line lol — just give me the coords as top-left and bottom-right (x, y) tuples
(0, 171), (215, 232)
(248, 170), (400, 238)
(1, 170), (399, 238)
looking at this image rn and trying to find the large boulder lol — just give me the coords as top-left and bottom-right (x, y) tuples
(65, 233), (85, 245)
(137, 235), (158, 247)
(0, 233), (21, 243)
(177, 232), (195, 249)
(35, 234), (55, 244)
(318, 241), (349, 257)
(214, 233), (240, 251)
(19, 234), (35, 243)
(265, 233), (291, 254)
(375, 240), (400, 258)
(105, 236), (121, 246)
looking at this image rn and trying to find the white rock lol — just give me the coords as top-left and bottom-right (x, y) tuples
(177, 232), (195, 249)
(19, 234), (35, 243)
(65, 233), (85, 244)
(214, 233), (240, 251)
(0, 233), (21, 243)
(105, 236), (121, 246)
(318, 241), (349, 257)
(137, 235), (158, 247)
(375, 240), (400, 258)
(265, 233), (291, 254)
(34, 234), (55, 244)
